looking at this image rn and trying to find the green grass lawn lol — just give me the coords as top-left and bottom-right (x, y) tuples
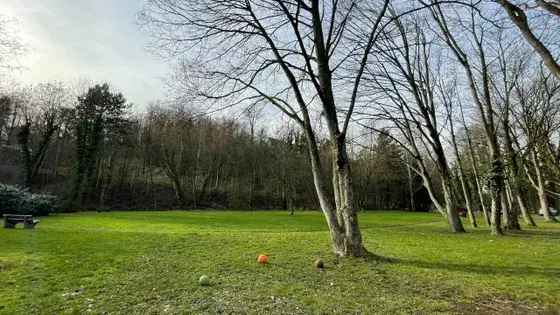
(1, 211), (559, 314)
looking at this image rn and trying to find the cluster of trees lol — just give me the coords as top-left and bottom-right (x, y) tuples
(0, 82), (412, 211)
(138, 0), (560, 256)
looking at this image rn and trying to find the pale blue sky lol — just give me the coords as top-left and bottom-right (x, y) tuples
(0, 0), (169, 108)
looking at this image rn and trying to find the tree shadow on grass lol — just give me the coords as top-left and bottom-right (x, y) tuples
(397, 258), (560, 279)
(506, 229), (560, 240)
(364, 251), (399, 263)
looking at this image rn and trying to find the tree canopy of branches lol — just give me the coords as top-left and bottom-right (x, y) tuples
(139, 0), (403, 257)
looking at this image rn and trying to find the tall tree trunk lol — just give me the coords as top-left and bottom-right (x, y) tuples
(300, 119), (365, 257)
(517, 192), (537, 227)
(459, 173), (477, 228)
(463, 121), (490, 226)
(431, 128), (465, 232)
(488, 156), (505, 236)
(17, 122), (33, 189)
(501, 185), (520, 230)
(171, 175), (187, 207)
(406, 161), (415, 211)
(303, 125), (346, 255)
(99, 152), (115, 209)
(449, 115), (477, 228)
(333, 136), (365, 256)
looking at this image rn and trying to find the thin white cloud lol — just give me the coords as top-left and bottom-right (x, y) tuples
(0, 0), (169, 108)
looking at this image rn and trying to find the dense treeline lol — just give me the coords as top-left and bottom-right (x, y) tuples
(0, 84), (411, 211)
(0, 79), (556, 217)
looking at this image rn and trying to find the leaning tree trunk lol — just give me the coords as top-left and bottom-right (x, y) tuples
(465, 130), (490, 226)
(532, 151), (557, 222)
(517, 192), (537, 227)
(505, 181), (528, 228)
(450, 120), (477, 228)
(406, 162), (416, 211)
(417, 163), (446, 217)
(504, 126), (536, 227)
(432, 131), (465, 232)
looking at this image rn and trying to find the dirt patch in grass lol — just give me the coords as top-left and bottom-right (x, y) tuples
(453, 295), (555, 315)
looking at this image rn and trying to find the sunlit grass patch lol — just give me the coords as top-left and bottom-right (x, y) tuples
(0, 211), (558, 314)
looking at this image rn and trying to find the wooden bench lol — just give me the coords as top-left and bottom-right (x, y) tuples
(3, 214), (40, 229)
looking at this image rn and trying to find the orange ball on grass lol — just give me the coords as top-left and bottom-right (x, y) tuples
(257, 254), (269, 265)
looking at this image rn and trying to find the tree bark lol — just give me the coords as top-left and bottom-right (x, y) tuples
(442, 173), (466, 232)
(489, 157), (505, 236)
(302, 124), (347, 256)
(333, 136), (366, 256)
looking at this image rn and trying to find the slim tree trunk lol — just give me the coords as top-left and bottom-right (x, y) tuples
(503, 124), (536, 227)
(419, 170), (446, 216)
(532, 150), (557, 222)
(488, 157), (505, 236)
(459, 174), (477, 228)
(406, 162), (415, 211)
(501, 182), (521, 230)
(449, 114), (477, 228)
(17, 122), (33, 189)
(463, 119), (490, 226)
(517, 193), (536, 227)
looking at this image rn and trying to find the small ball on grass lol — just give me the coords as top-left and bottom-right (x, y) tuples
(198, 275), (210, 286)
(315, 259), (324, 269)
(257, 254), (269, 265)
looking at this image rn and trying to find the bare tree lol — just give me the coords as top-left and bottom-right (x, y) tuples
(138, 0), (409, 256)
(441, 79), (477, 228)
(512, 68), (560, 222)
(459, 107), (491, 226)
(16, 83), (72, 189)
(428, 2), (509, 235)
(359, 15), (465, 231)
